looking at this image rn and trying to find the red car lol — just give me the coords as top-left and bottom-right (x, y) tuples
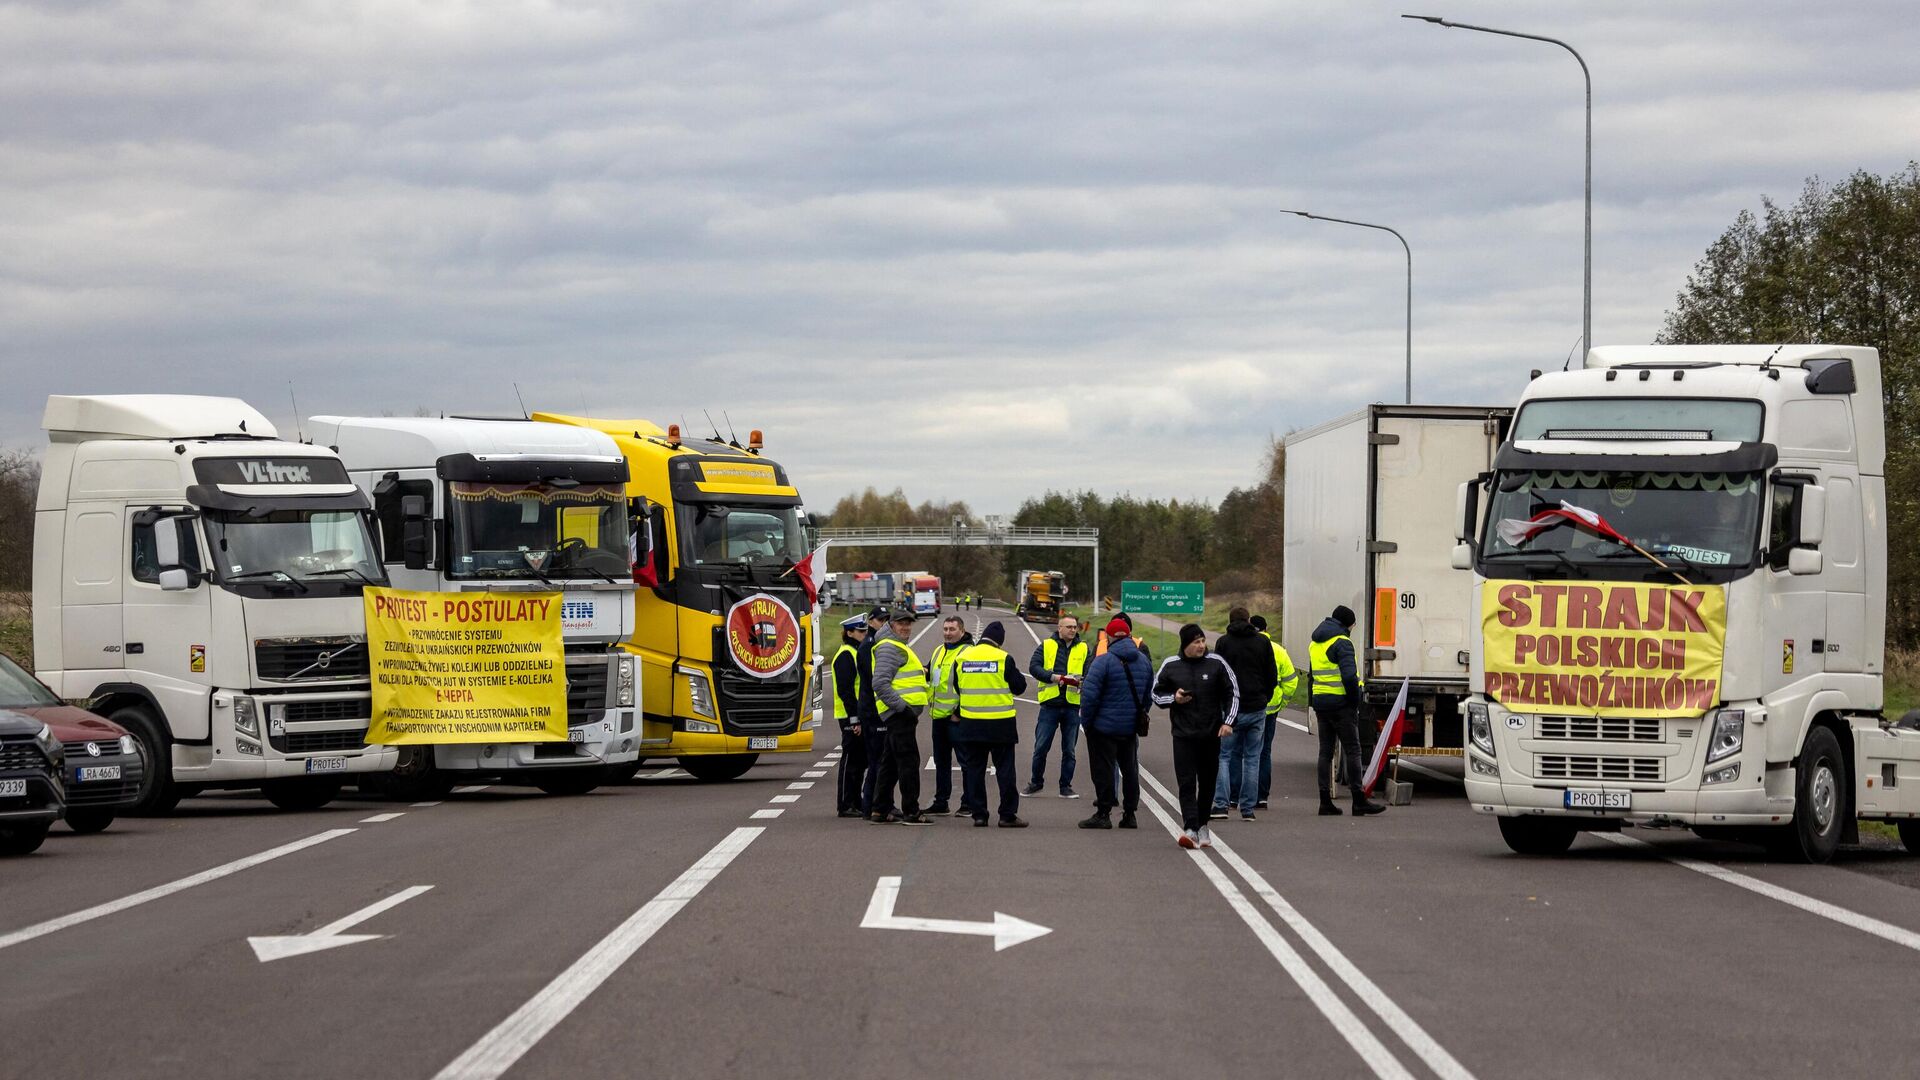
(0, 653), (145, 834)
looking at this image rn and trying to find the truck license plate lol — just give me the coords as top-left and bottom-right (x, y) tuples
(0, 779), (24, 798)
(76, 765), (122, 782)
(1564, 789), (1631, 811)
(748, 736), (778, 750)
(304, 756), (348, 773)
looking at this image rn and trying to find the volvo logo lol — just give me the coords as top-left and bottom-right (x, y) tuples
(315, 650), (335, 669)
(85, 742), (102, 757)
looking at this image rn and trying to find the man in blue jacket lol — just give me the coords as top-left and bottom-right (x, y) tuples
(1075, 616), (1154, 829)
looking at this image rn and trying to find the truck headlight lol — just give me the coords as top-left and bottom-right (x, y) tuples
(679, 667), (715, 719)
(1467, 701), (1495, 757)
(616, 656), (636, 707)
(685, 719), (721, 734)
(233, 696), (259, 737)
(1703, 762), (1741, 785)
(1706, 709), (1744, 764)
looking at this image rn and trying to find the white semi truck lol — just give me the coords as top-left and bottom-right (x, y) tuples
(33, 395), (399, 813)
(1458, 345), (1920, 862)
(1283, 404), (1512, 752)
(313, 415), (639, 797)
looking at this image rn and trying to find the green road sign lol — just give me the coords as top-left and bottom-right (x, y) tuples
(1120, 580), (1205, 615)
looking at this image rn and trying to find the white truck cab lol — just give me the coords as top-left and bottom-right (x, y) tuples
(32, 395), (398, 813)
(312, 415), (639, 797)
(1459, 345), (1920, 862)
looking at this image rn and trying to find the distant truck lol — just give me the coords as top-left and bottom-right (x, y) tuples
(313, 415), (640, 797)
(1283, 404), (1512, 753)
(1016, 570), (1067, 623)
(911, 575), (941, 615)
(33, 395), (398, 813)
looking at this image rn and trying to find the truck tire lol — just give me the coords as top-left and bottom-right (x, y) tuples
(111, 704), (181, 816)
(0, 821), (51, 856)
(677, 754), (758, 782)
(534, 768), (603, 796)
(1767, 726), (1846, 864)
(260, 777), (342, 812)
(63, 809), (116, 835)
(380, 746), (455, 801)
(1497, 816), (1577, 856)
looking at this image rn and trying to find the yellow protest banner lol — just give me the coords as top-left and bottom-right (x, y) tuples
(1481, 579), (1726, 718)
(364, 586), (568, 744)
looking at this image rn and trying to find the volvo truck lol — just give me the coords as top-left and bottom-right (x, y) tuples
(531, 415), (817, 781)
(312, 416), (640, 797)
(33, 395), (398, 813)
(1458, 345), (1920, 862)
(1284, 404), (1512, 753)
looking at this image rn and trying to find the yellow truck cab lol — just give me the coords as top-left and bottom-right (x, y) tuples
(532, 415), (816, 780)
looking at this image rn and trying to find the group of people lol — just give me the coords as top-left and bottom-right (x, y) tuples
(830, 600), (1387, 848)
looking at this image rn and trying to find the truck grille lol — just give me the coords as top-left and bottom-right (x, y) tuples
(0, 738), (49, 772)
(255, 637), (369, 680)
(565, 661), (610, 728)
(715, 671), (802, 736)
(1537, 755), (1661, 783)
(277, 730), (370, 754)
(281, 699), (372, 724)
(1537, 716), (1662, 742)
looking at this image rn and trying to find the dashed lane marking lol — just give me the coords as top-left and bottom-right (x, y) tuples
(451, 785), (492, 794)
(769, 794), (800, 804)
(360, 813), (406, 823)
(787, 782), (815, 790)
(0, 829), (358, 953)
(411, 801), (444, 808)
(751, 809), (785, 820)
(802, 770), (828, 778)
(433, 827), (765, 1080)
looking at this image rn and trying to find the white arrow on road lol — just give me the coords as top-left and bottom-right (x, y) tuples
(248, 885), (433, 962)
(860, 876), (1051, 952)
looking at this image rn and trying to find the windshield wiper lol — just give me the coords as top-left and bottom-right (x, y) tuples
(223, 569), (309, 594)
(307, 567), (381, 588)
(1483, 548), (1582, 576)
(1598, 546), (1706, 581)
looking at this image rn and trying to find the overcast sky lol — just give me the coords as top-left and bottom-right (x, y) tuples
(4, 0), (1916, 513)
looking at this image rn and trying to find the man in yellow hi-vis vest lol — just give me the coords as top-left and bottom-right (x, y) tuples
(1309, 605), (1385, 817)
(926, 614), (974, 816)
(1025, 613), (1089, 799)
(954, 621), (1029, 828)
(871, 608), (934, 825)
(1250, 614), (1298, 810)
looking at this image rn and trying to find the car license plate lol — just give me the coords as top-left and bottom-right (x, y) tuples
(1564, 789), (1631, 811)
(304, 756), (348, 773)
(0, 779), (24, 798)
(748, 736), (779, 750)
(76, 765), (122, 782)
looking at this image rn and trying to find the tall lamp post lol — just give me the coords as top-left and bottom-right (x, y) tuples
(1285, 210), (1412, 404)
(1403, 14), (1591, 356)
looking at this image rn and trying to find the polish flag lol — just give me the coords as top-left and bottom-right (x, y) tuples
(1497, 500), (1631, 548)
(630, 521), (659, 588)
(792, 544), (828, 607)
(1362, 679), (1411, 796)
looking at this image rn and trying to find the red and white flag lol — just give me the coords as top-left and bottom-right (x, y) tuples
(1362, 679), (1410, 796)
(792, 544), (827, 607)
(1497, 500), (1631, 548)
(629, 520), (659, 588)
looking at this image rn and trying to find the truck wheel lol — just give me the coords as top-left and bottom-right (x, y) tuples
(1767, 726), (1846, 864)
(1897, 820), (1920, 855)
(534, 769), (603, 796)
(1497, 816), (1577, 856)
(111, 704), (181, 816)
(0, 821), (51, 856)
(677, 754), (759, 782)
(381, 746), (455, 801)
(260, 778), (342, 812)
(64, 809), (116, 835)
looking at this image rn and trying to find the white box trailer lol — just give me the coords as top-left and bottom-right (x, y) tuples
(1283, 404), (1511, 751)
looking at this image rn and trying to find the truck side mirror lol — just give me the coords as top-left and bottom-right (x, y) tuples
(1455, 481), (1477, 543)
(1787, 547), (1823, 576)
(157, 568), (191, 591)
(400, 494), (430, 571)
(1451, 542), (1475, 572)
(1797, 484), (1826, 547)
(153, 515), (181, 567)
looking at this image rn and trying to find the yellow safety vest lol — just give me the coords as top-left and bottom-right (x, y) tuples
(954, 642), (1017, 721)
(875, 638), (930, 708)
(1263, 632), (1299, 711)
(832, 643), (862, 722)
(929, 641), (967, 719)
(1036, 637), (1089, 706)
(1309, 635), (1361, 700)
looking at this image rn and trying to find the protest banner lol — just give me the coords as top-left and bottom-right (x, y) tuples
(1481, 579), (1726, 718)
(364, 586), (569, 744)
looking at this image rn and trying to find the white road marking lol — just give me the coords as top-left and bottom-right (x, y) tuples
(860, 875), (1051, 951)
(360, 812), (406, 823)
(452, 785), (492, 794)
(802, 770), (827, 778)
(1277, 715), (1310, 733)
(1599, 833), (1920, 953)
(411, 801), (444, 808)
(1133, 784), (1415, 1080)
(0, 829), (357, 953)
(1017, 618), (1043, 647)
(787, 781), (815, 790)
(769, 794), (800, 803)
(643, 768), (685, 779)
(248, 884), (433, 963)
(751, 809), (784, 820)
(908, 620), (940, 648)
(433, 827), (764, 1080)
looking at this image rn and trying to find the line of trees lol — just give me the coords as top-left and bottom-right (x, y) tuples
(0, 451), (37, 593)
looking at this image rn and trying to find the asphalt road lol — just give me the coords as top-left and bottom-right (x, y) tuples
(6, 601), (1920, 1079)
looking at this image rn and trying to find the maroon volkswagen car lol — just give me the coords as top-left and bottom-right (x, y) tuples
(0, 653), (145, 834)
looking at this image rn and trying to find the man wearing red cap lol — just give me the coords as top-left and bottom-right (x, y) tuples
(1075, 615), (1155, 829)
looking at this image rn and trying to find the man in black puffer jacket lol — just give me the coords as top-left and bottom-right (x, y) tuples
(1152, 624), (1238, 849)
(1211, 607), (1278, 820)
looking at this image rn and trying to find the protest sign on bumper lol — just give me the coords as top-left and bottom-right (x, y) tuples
(365, 587), (569, 744)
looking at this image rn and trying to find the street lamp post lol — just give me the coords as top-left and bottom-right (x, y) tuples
(1403, 14), (1591, 356)
(1284, 211), (1412, 404)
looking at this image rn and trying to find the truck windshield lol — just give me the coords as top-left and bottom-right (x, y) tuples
(0, 654), (60, 708)
(203, 510), (387, 590)
(1481, 470), (1764, 574)
(1512, 398), (1763, 442)
(679, 502), (806, 567)
(448, 481), (630, 580)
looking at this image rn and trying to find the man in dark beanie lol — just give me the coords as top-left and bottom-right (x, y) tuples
(952, 621), (1029, 827)
(1151, 623), (1238, 848)
(1310, 605), (1385, 817)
